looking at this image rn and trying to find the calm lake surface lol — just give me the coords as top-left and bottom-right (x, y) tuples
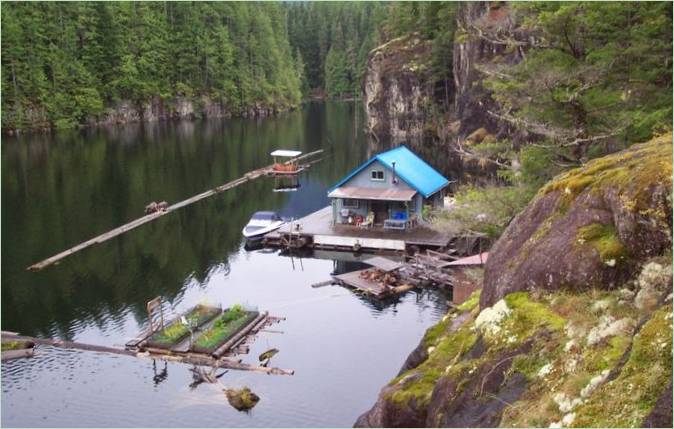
(1, 101), (451, 427)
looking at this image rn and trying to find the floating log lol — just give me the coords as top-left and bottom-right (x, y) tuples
(1, 348), (34, 361)
(27, 150), (323, 272)
(2, 332), (294, 376)
(311, 280), (334, 288)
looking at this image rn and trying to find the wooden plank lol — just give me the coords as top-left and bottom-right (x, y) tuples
(27, 150), (323, 272)
(362, 256), (404, 272)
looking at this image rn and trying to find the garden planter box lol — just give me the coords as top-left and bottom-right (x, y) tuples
(191, 309), (259, 354)
(146, 305), (221, 349)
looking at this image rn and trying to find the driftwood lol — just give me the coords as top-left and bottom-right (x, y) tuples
(27, 150), (323, 272)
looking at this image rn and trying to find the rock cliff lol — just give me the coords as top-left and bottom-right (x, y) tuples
(355, 133), (673, 428)
(363, 1), (526, 147)
(88, 96), (278, 128)
(6, 96), (282, 135)
(363, 33), (434, 145)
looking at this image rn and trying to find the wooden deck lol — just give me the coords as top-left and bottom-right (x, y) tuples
(333, 269), (389, 297)
(266, 206), (452, 251)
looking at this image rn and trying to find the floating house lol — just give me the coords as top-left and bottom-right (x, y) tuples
(328, 146), (449, 230)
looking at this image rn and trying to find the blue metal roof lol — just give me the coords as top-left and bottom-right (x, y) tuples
(329, 145), (449, 198)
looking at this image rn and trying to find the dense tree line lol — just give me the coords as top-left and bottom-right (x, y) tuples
(1, 1), (303, 131)
(286, 2), (386, 98)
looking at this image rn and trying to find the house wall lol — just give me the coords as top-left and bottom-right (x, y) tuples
(346, 160), (415, 191)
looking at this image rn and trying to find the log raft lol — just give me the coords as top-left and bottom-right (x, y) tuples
(1, 310), (294, 376)
(27, 150), (323, 272)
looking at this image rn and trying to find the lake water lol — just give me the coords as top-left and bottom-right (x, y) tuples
(1, 101), (450, 427)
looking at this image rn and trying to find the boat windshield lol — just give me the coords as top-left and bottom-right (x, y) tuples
(251, 211), (279, 221)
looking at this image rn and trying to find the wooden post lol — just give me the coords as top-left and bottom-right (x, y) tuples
(146, 297), (164, 332)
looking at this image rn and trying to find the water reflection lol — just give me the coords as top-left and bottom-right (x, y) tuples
(2, 102), (454, 427)
(2, 102), (367, 338)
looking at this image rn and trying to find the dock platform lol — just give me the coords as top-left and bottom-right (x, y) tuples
(265, 206), (453, 252)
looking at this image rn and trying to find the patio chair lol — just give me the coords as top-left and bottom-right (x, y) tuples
(359, 211), (374, 229)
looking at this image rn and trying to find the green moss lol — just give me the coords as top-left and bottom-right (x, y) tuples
(423, 317), (451, 348)
(388, 326), (479, 407)
(583, 335), (631, 372)
(504, 292), (566, 339)
(576, 223), (629, 263)
(572, 305), (673, 427)
(1, 341), (28, 351)
(540, 133), (672, 216)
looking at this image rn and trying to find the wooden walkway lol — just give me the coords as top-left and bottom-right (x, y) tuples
(27, 150), (323, 271)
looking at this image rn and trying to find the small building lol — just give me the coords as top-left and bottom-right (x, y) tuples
(328, 146), (449, 229)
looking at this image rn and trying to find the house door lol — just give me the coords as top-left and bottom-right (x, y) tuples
(371, 201), (388, 225)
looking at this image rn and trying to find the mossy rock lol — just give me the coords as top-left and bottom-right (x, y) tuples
(482, 133), (672, 309)
(225, 387), (260, 411)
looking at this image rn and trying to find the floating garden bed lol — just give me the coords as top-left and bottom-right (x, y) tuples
(191, 305), (259, 354)
(146, 304), (221, 349)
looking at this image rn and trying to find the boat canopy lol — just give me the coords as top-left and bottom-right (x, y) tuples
(270, 150), (302, 158)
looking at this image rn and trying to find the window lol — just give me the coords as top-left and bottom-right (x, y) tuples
(370, 170), (384, 181)
(343, 199), (359, 208)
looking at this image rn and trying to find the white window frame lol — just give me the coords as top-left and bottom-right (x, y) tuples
(370, 170), (385, 181)
(342, 199), (359, 209)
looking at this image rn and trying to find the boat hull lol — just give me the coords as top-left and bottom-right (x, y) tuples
(242, 221), (285, 239)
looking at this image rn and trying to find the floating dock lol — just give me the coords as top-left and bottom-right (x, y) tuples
(331, 254), (452, 298)
(265, 206), (453, 253)
(1, 305), (294, 376)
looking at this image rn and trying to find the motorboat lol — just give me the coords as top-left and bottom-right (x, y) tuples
(242, 211), (285, 239)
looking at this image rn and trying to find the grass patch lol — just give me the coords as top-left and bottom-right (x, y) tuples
(148, 304), (220, 348)
(193, 305), (256, 351)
